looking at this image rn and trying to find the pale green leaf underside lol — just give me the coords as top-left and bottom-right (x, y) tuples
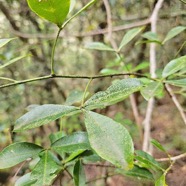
(0, 142), (43, 169)
(142, 31), (161, 44)
(165, 78), (186, 88)
(84, 78), (143, 110)
(31, 151), (61, 186)
(119, 27), (144, 50)
(85, 42), (114, 51)
(163, 26), (186, 44)
(85, 111), (134, 169)
(162, 56), (186, 78)
(0, 38), (16, 48)
(27, 0), (70, 27)
(118, 165), (154, 180)
(0, 55), (28, 69)
(15, 173), (36, 186)
(140, 82), (163, 101)
(14, 104), (80, 132)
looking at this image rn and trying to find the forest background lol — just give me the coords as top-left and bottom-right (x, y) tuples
(0, 0), (186, 185)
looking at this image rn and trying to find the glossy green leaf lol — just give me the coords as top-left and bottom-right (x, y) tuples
(163, 26), (186, 44)
(64, 149), (86, 163)
(0, 142), (43, 169)
(14, 104), (80, 132)
(135, 150), (164, 172)
(0, 38), (16, 48)
(118, 165), (154, 180)
(51, 132), (91, 153)
(73, 160), (86, 186)
(140, 82), (164, 100)
(142, 32), (161, 44)
(83, 153), (101, 163)
(155, 174), (168, 186)
(85, 111), (134, 169)
(30, 151), (61, 186)
(15, 173), (36, 186)
(49, 131), (65, 144)
(84, 78), (143, 110)
(85, 42), (115, 51)
(27, 0), (70, 27)
(0, 55), (28, 69)
(162, 56), (186, 78)
(151, 139), (166, 153)
(119, 27), (144, 50)
(165, 78), (186, 88)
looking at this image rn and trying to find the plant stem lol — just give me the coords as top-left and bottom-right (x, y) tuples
(51, 28), (62, 75)
(81, 78), (92, 107)
(50, 0), (97, 75)
(62, 0), (97, 29)
(0, 73), (155, 90)
(0, 77), (17, 82)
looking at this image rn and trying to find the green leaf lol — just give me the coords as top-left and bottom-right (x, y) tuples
(0, 38), (16, 48)
(140, 82), (164, 100)
(84, 78), (143, 110)
(119, 27), (144, 50)
(0, 55), (29, 69)
(100, 68), (119, 75)
(49, 131), (65, 144)
(142, 32), (161, 44)
(0, 142), (43, 169)
(83, 153), (101, 163)
(163, 26), (186, 44)
(165, 78), (186, 88)
(84, 111), (134, 169)
(155, 174), (168, 186)
(14, 104), (80, 132)
(15, 173), (36, 186)
(151, 139), (166, 153)
(132, 61), (149, 72)
(162, 56), (186, 78)
(51, 132), (91, 153)
(85, 42), (115, 51)
(135, 150), (164, 172)
(27, 0), (70, 27)
(117, 165), (154, 180)
(65, 90), (88, 106)
(73, 160), (86, 186)
(30, 151), (61, 186)
(64, 149), (86, 163)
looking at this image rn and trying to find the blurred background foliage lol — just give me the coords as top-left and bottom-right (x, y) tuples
(0, 0), (186, 185)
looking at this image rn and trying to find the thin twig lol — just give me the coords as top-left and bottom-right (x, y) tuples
(81, 78), (92, 107)
(11, 19), (151, 39)
(156, 152), (186, 162)
(0, 72), (155, 90)
(86, 174), (115, 184)
(50, 28), (62, 75)
(62, 0), (97, 29)
(165, 84), (186, 125)
(102, 0), (117, 50)
(0, 77), (17, 82)
(142, 0), (164, 153)
(84, 163), (115, 168)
